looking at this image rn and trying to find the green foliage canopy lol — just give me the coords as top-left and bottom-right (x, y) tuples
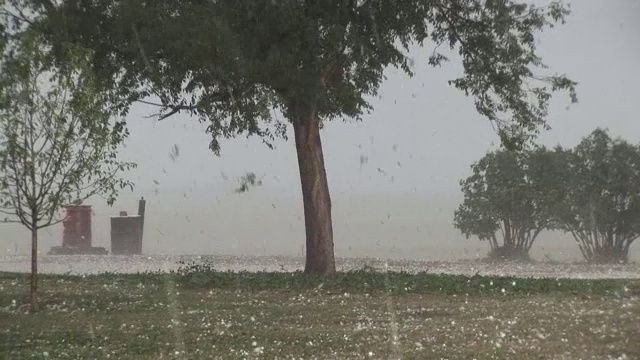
(555, 128), (640, 263)
(25, 0), (577, 151)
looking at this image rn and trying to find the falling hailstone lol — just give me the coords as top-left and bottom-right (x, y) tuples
(169, 144), (180, 162)
(359, 155), (368, 171)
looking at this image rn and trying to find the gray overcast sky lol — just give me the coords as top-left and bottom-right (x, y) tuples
(3, 0), (640, 259)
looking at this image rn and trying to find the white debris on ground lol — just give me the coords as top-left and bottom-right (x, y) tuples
(0, 255), (639, 279)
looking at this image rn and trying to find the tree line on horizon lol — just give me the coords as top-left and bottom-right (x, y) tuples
(455, 128), (640, 264)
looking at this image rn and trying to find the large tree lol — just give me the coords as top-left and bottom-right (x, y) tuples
(454, 146), (566, 260)
(17, 0), (576, 276)
(0, 30), (134, 312)
(555, 129), (640, 263)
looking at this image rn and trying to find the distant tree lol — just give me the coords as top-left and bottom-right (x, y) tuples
(0, 32), (134, 313)
(454, 147), (566, 261)
(20, 0), (576, 276)
(555, 129), (640, 263)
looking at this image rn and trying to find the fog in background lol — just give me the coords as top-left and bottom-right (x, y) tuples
(2, 0), (639, 262)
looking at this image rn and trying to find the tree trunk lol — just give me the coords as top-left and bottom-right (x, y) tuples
(290, 101), (336, 278)
(30, 228), (38, 313)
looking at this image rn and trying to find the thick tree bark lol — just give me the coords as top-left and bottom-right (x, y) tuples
(290, 101), (336, 278)
(30, 228), (38, 313)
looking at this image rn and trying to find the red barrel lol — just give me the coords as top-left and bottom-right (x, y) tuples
(61, 205), (92, 249)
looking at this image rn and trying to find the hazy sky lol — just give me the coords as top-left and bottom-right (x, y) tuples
(3, 0), (640, 259)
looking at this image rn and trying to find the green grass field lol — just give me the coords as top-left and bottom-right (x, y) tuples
(1, 266), (639, 359)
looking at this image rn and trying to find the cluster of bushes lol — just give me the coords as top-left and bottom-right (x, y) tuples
(454, 128), (640, 264)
